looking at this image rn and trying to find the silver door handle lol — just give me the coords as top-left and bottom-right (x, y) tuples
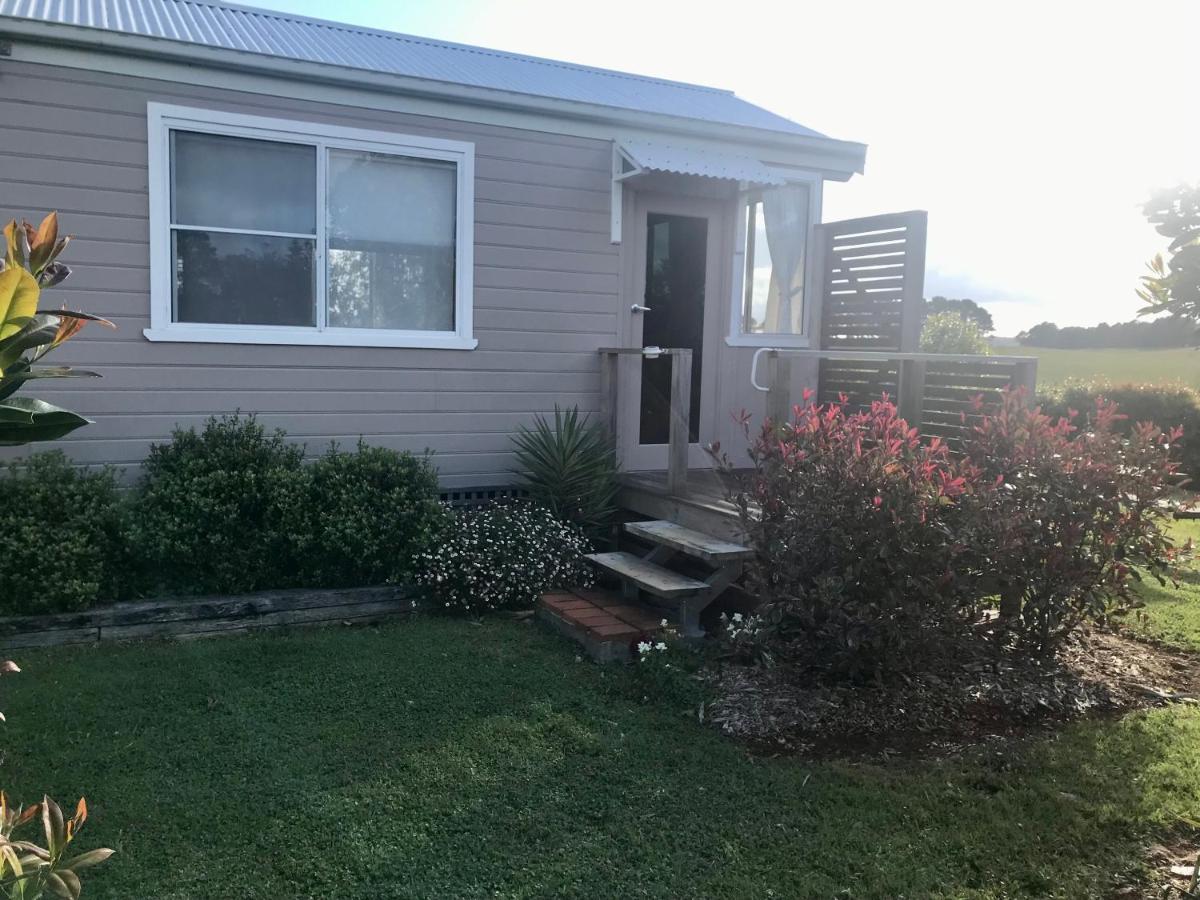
(631, 304), (652, 313)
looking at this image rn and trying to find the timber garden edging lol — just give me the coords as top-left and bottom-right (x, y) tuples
(0, 586), (416, 650)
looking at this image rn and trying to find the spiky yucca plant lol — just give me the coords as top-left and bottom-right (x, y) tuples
(511, 405), (618, 538)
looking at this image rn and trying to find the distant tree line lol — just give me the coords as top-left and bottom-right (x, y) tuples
(1017, 316), (1198, 349)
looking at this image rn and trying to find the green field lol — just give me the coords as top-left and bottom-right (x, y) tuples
(1010, 346), (1200, 388)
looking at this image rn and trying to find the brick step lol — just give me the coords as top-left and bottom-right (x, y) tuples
(538, 588), (666, 662)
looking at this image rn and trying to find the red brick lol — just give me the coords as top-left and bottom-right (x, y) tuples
(588, 622), (640, 639)
(565, 608), (618, 626)
(603, 605), (661, 630)
(574, 588), (624, 608)
(542, 596), (593, 614)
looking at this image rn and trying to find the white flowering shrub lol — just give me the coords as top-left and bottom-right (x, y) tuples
(414, 501), (593, 614)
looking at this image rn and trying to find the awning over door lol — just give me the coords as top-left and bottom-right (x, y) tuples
(610, 139), (789, 242)
(615, 139), (787, 186)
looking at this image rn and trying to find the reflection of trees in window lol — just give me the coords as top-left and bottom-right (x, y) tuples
(174, 231), (315, 326)
(327, 243), (454, 331)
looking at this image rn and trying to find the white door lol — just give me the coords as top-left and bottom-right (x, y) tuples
(620, 192), (725, 471)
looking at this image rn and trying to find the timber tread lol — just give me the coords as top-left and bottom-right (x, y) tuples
(624, 519), (753, 564)
(584, 552), (708, 600)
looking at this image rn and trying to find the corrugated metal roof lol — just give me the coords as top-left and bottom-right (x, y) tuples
(618, 139), (787, 185)
(0, 0), (823, 138)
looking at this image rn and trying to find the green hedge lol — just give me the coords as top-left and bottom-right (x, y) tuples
(0, 452), (132, 615)
(1037, 380), (1200, 481)
(0, 416), (448, 616)
(286, 441), (447, 588)
(131, 414), (307, 596)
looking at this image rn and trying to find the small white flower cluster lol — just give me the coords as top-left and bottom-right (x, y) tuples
(636, 640), (669, 658)
(720, 611), (764, 643)
(413, 501), (593, 615)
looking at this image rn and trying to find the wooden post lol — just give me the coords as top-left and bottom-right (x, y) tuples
(897, 357), (927, 429)
(1011, 358), (1038, 405)
(598, 350), (619, 447)
(898, 212), (928, 352)
(808, 223), (830, 349)
(667, 348), (692, 497)
(766, 351), (793, 425)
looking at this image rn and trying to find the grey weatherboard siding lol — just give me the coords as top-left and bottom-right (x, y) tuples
(0, 59), (621, 487)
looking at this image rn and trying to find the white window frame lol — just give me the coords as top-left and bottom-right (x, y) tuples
(725, 173), (822, 348)
(145, 102), (477, 350)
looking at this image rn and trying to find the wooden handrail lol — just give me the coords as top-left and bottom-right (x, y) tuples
(598, 347), (694, 497)
(667, 349), (692, 497)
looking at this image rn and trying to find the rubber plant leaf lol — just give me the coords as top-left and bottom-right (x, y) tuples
(0, 397), (91, 446)
(0, 267), (40, 340)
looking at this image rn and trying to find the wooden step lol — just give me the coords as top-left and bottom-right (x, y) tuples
(585, 552), (708, 600)
(624, 520), (754, 565)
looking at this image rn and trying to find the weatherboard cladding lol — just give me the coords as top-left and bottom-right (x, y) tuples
(0, 58), (629, 485)
(0, 0), (821, 137)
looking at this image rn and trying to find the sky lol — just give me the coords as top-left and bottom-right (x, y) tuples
(241, 0), (1200, 336)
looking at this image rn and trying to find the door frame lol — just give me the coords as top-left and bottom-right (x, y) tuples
(618, 190), (728, 472)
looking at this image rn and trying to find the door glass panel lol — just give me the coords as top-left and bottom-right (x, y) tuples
(639, 213), (707, 445)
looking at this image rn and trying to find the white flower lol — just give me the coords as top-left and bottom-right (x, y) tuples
(637, 641), (652, 654)
(732, 613), (744, 623)
(655, 642), (667, 652)
(660, 619), (669, 628)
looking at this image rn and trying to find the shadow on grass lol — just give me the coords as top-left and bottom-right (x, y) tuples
(2, 618), (1198, 899)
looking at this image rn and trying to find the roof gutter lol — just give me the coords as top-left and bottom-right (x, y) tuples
(0, 17), (867, 177)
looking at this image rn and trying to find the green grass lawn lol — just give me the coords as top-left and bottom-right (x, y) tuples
(1016, 345), (1200, 388)
(1134, 518), (1200, 653)
(2, 606), (1199, 898)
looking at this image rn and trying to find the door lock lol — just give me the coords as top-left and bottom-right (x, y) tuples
(630, 304), (652, 313)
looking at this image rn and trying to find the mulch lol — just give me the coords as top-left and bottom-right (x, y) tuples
(705, 630), (1200, 759)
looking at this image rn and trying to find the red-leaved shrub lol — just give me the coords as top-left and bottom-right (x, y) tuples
(963, 387), (1182, 653)
(719, 387), (1184, 675)
(719, 391), (981, 677)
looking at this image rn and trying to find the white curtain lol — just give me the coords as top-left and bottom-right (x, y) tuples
(327, 150), (456, 248)
(171, 130), (317, 234)
(761, 183), (810, 334)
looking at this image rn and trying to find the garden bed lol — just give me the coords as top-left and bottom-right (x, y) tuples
(708, 630), (1200, 758)
(0, 586), (416, 649)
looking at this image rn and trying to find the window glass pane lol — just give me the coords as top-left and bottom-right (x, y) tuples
(742, 183), (810, 335)
(173, 230), (315, 326)
(171, 131), (316, 234)
(326, 149), (456, 331)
